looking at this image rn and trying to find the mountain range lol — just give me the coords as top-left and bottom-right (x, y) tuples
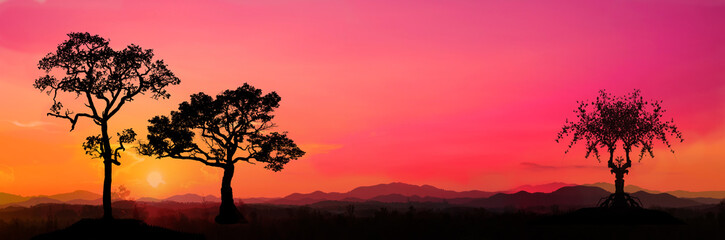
(1, 182), (723, 209)
(268, 182), (496, 205)
(0, 190), (101, 206)
(584, 182), (725, 200)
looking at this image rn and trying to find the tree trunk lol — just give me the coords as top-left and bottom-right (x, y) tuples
(600, 147), (640, 208)
(102, 161), (112, 219)
(612, 149), (632, 208)
(614, 174), (624, 194)
(215, 164), (244, 224)
(101, 122), (113, 220)
(618, 148), (633, 195)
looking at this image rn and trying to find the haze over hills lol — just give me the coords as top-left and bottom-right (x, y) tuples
(0, 192), (251, 208)
(47, 190), (101, 202)
(0, 192), (26, 205)
(165, 194), (221, 203)
(0, 190), (101, 207)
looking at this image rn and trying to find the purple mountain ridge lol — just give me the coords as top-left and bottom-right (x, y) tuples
(585, 182), (725, 200)
(506, 182), (576, 193)
(164, 194), (221, 203)
(46, 190), (101, 202)
(270, 182), (496, 205)
(1, 182), (722, 208)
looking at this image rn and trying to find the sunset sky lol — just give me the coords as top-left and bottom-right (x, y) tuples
(1, 0), (725, 199)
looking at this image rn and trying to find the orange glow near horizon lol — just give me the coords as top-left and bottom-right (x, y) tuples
(1, 0), (725, 199)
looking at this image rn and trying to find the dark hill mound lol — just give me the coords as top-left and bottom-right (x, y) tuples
(32, 218), (203, 240)
(537, 207), (683, 225)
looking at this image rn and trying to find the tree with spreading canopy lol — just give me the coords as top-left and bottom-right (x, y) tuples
(138, 83), (305, 224)
(34, 32), (180, 219)
(556, 89), (683, 208)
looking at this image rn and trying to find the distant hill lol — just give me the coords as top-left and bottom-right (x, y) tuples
(272, 185), (712, 209)
(240, 197), (281, 204)
(463, 186), (709, 209)
(584, 182), (656, 194)
(506, 182), (576, 193)
(0, 190), (100, 206)
(369, 194), (446, 203)
(1, 197), (63, 208)
(687, 197), (723, 205)
(2, 182), (723, 209)
(584, 182), (725, 200)
(165, 194), (221, 203)
(667, 190), (725, 200)
(47, 190), (101, 202)
(466, 186), (610, 209)
(0, 192), (28, 205)
(631, 191), (703, 208)
(136, 197), (162, 202)
(66, 198), (102, 205)
(0, 191), (271, 207)
(345, 186), (706, 209)
(346, 182), (495, 199)
(281, 185), (708, 210)
(271, 182), (496, 205)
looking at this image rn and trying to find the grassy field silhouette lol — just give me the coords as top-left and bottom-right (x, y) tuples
(2, 199), (725, 239)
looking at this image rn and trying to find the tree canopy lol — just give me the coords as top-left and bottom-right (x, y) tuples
(556, 89), (683, 162)
(34, 32), (179, 129)
(139, 83), (305, 170)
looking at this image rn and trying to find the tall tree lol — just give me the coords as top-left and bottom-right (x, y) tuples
(556, 89), (683, 208)
(34, 32), (180, 219)
(139, 83), (305, 224)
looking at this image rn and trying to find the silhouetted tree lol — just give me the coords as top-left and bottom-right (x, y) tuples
(34, 32), (180, 219)
(556, 89), (683, 208)
(139, 83), (305, 224)
(111, 185), (132, 201)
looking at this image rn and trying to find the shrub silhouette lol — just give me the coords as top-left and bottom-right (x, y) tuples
(33, 32), (180, 219)
(556, 89), (683, 208)
(139, 83), (305, 224)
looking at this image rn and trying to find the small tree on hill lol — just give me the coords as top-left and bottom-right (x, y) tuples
(139, 83), (305, 224)
(34, 32), (180, 219)
(556, 89), (683, 208)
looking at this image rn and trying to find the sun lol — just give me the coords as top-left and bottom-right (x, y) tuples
(147, 171), (165, 188)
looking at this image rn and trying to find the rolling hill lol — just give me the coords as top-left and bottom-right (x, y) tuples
(1, 182), (722, 209)
(269, 182), (496, 205)
(585, 182), (725, 200)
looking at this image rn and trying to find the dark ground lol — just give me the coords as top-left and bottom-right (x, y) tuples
(2, 200), (725, 240)
(31, 218), (203, 240)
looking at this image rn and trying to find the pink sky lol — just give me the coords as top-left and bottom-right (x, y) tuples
(1, 0), (725, 198)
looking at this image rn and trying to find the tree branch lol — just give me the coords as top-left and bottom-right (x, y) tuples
(84, 92), (101, 119)
(48, 112), (101, 131)
(164, 154), (225, 168)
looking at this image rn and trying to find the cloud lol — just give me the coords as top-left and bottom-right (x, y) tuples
(10, 120), (53, 128)
(200, 167), (220, 181)
(0, 166), (15, 184)
(298, 143), (343, 155)
(520, 162), (604, 170)
(111, 144), (149, 177)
